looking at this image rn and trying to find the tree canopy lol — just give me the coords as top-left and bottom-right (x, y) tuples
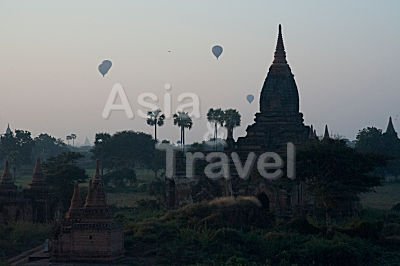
(297, 139), (385, 227)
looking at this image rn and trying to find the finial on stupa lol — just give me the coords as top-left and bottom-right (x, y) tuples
(273, 24), (287, 65)
(323, 125), (330, 140)
(386, 116), (397, 135)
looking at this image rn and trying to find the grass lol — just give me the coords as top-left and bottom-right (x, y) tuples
(361, 183), (400, 210)
(108, 192), (154, 208)
(14, 174), (32, 189)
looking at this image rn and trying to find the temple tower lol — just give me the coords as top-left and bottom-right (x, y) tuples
(51, 160), (124, 263)
(0, 161), (27, 223)
(237, 25), (311, 153)
(23, 158), (53, 223)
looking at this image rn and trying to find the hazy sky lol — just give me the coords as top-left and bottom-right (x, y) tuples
(1, 0), (399, 145)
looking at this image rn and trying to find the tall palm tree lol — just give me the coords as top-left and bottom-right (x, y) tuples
(223, 109), (241, 140)
(146, 109), (165, 141)
(70, 133), (77, 147)
(173, 111), (193, 147)
(207, 108), (225, 142)
(66, 135), (72, 146)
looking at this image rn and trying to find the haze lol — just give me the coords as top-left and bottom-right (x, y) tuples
(0, 0), (399, 144)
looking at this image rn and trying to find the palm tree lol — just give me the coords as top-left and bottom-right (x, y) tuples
(223, 109), (241, 140)
(66, 135), (72, 146)
(70, 133), (77, 147)
(207, 108), (225, 142)
(173, 111), (193, 147)
(146, 109), (165, 141)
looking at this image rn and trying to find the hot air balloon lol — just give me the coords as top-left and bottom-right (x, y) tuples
(212, 45), (223, 59)
(98, 60), (112, 77)
(246, 94), (254, 103)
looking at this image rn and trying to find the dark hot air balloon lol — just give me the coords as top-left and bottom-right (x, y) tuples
(212, 45), (223, 59)
(98, 60), (112, 77)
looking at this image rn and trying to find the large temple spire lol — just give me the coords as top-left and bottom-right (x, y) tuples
(273, 24), (287, 65)
(259, 24), (299, 114)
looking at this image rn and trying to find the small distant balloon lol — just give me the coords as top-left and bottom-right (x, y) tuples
(246, 94), (254, 104)
(212, 45), (223, 59)
(98, 60), (112, 77)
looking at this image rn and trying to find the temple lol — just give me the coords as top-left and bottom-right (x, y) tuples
(23, 158), (58, 223)
(166, 25), (314, 215)
(0, 159), (58, 224)
(51, 160), (124, 263)
(236, 24), (311, 153)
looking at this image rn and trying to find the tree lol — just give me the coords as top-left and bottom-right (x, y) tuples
(70, 134), (77, 147)
(91, 133), (111, 176)
(207, 108), (224, 141)
(43, 152), (89, 209)
(91, 131), (156, 187)
(223, 109), (241, 140)
(0, 129), (34, 178)
(32, 133), (67, 161)
(66, 135), (72, 146)
(355, 127), (384, 154)
(297, 139), (385, 230)
(146, 109), (165, 141)
(173, 111), (193, 147)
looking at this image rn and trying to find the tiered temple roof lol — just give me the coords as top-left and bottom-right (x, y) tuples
(27, 158), (47, 191)
(236, 24), (311, 152)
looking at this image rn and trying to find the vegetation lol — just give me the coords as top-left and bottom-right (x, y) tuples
(43, 152), (89, 209)
(207, 108), (224, 146)
(355, 126), (400, 181)
(223, 108), (241, 140)
(0, 222), (51, 262)
(90, 131), (164, 188)
(146, 109), (165, 141)
(207, 108), (241, 142)
(117, 197), (400, 265)
(297, 139), (385, 229)
(173, 111), (193, 146)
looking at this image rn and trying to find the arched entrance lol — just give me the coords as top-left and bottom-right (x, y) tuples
(256, 192), (270, 211)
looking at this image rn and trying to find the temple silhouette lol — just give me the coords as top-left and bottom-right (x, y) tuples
(167, 25), (322, 215)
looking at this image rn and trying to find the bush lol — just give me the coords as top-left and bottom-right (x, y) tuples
(286, 216), (320, 234)
(162, 197), (274, 230)
(340, 220), (383, 239)
(392, 203), (400, 212)
(0, 222), (51, 259)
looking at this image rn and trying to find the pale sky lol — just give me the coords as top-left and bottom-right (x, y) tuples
(1, 0), (399, 145)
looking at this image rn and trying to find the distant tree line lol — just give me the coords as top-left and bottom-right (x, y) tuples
(0, 131), (67, 178)
(91, 131), (165, 187)
(355, 126), (400, 182)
